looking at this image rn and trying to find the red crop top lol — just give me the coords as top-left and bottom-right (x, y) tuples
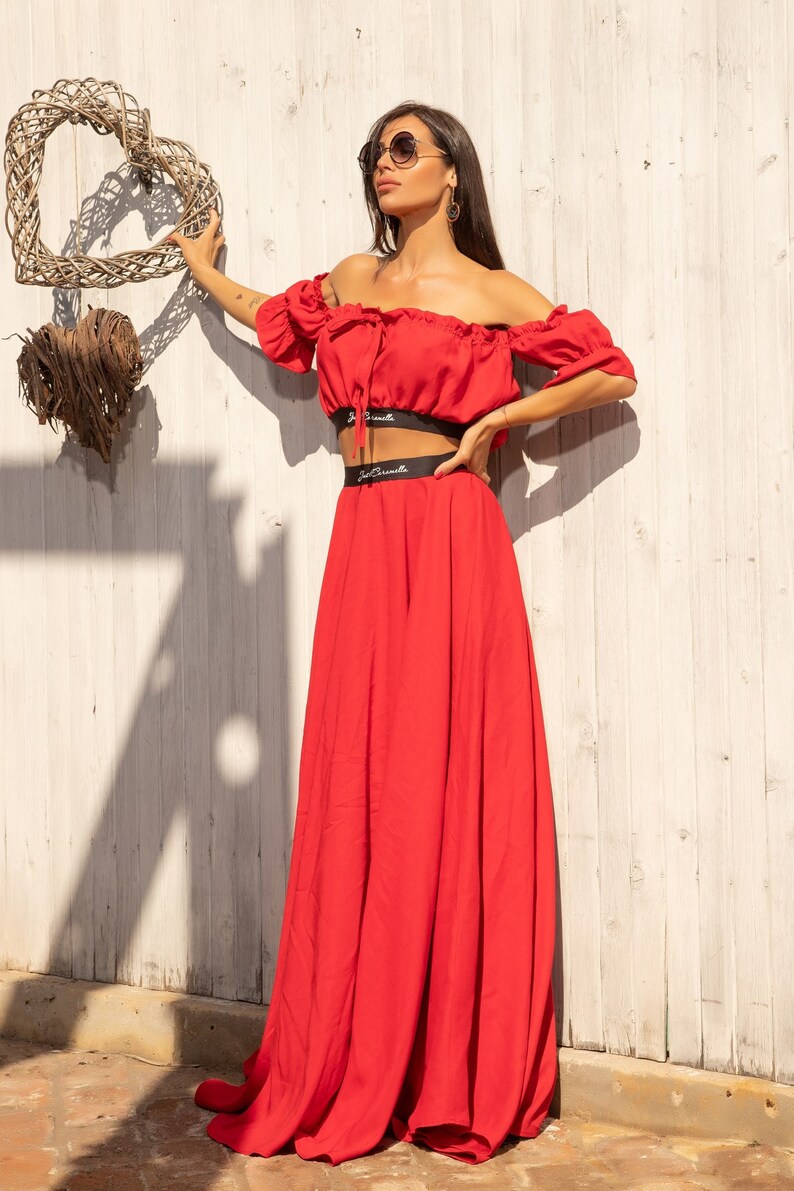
(255, 271), (637, 456)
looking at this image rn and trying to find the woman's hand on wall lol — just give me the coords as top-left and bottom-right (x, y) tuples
(165, 207), (225, 276)
(164, 209), (271, 331)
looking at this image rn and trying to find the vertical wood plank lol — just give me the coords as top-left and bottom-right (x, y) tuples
(684, 0), (736, 1074)
(587, 0), (639, 1060)
(0, 0), (43, 976)
(212, 0), (266, 1003)
(751, 0), (794, 1087)
(32, 0), (73, 980)
(648, 0), (703, 1066)
(616, 0), (667, 1063)
(716, 0), (773, 1076)
(246, 3), (290, 1005)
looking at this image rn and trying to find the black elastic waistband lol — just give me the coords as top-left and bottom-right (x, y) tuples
(343, 451), (461, 487)
(330, 406), (468, 439)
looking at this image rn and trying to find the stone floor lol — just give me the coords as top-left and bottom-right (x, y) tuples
(0, 1036), (792, 1190)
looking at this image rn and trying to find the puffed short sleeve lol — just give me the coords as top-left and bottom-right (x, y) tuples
(255, 272), (329, 372)
(507, 303), (637, 389)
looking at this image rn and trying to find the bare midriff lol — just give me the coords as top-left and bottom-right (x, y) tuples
(337, 425), (461, 468)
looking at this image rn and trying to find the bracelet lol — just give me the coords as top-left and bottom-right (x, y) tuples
(502, 404), (511, 428)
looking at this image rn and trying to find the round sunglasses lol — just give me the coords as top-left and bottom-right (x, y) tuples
(357, 131), (452, 174)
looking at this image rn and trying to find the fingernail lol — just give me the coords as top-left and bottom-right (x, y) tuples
(434, 470), (442, 479)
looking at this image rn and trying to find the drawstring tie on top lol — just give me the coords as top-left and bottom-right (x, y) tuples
(326, 310), (385, 460)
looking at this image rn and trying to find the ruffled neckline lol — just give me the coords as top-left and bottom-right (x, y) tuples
(308, 271), (567, 346)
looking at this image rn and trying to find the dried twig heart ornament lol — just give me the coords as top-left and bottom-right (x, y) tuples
(16, 307), (142, 463)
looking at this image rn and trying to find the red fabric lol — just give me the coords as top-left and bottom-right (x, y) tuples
(194, 276), (634, 1165)
(254, 272), (637, 454)
(195, 474), (558, 1164)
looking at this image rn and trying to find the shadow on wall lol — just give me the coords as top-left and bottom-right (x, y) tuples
(0, 430), (293, 1185)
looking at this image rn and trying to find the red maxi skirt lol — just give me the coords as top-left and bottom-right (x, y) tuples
(194, 452), (558, 1165)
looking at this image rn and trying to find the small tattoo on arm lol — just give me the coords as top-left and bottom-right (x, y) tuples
(248, 296), (264, 309)
(235, 293), (243, 299)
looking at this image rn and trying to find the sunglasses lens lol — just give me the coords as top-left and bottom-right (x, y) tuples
(391, 133), (416, 163)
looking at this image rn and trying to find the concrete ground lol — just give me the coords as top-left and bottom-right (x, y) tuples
(1, 1036), (792, 1191)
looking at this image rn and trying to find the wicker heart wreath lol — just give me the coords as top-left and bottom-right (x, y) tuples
(4, 76), (219, 286)
(4, 78), (219, 460)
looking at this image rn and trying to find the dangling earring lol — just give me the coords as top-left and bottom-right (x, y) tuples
(446, 183), (460, 223)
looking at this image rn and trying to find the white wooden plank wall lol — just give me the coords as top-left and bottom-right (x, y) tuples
(0, 0), (790, 1084)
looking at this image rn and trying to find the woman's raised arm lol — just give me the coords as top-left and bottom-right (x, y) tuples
(166, 208), (271, 331)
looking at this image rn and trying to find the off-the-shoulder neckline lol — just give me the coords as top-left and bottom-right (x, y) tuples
(308, 271), (566, 340)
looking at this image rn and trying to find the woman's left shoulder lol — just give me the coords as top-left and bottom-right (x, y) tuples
(482, 269), (558, 328)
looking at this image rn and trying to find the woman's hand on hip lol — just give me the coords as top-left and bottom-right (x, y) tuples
(433, 419), (498, 485)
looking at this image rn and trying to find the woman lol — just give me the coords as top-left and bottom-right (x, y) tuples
(167, 100), (637, 1167)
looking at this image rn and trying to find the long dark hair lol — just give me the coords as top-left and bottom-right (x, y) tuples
(360, 101), (506, 271)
